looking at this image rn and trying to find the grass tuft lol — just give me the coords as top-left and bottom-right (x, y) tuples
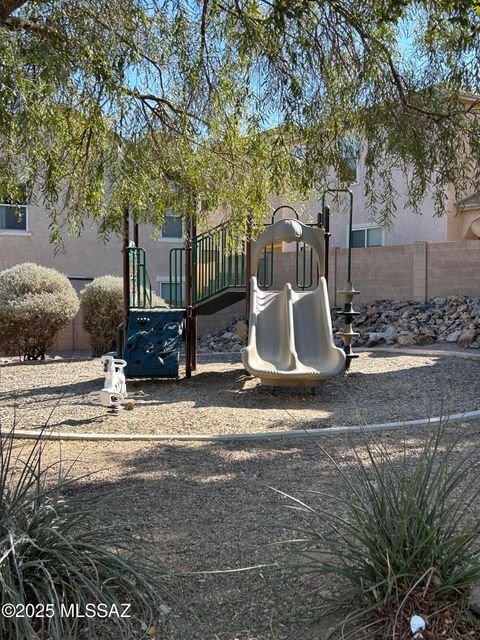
(273, 424), (480, 638)
(0, 420), (174, 639)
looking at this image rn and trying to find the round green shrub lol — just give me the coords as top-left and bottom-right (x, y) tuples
(80, 276), (167, 357)
(0, 263), (80, 360)
(80, 276), (124, 357)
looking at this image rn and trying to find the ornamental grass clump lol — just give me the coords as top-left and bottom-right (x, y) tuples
(0, 263), (79, 360)
(0, 421), (174, 640)
(274, 426), (480, 639)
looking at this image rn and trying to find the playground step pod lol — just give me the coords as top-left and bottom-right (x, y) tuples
(124, 309), (184, 378)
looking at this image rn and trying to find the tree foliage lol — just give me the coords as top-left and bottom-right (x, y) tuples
(0, 0), (479, 237)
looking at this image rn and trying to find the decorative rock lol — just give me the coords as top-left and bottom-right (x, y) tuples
(447, 330), (462, 343)
(234, 320), (249, 342)
(397, 331), (416, 346)
(366, 332), (386, 347)
(415, 304), (433, 312)
(199, 295), (480, 354)
(384, 325), (397, 343)
(469, 585), (480, 615)
(415, 335), (434, 345)
(457, 329), (477, 348)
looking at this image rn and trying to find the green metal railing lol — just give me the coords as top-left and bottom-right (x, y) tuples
(258, 245), (274, 290)
(169, 247), (185, 308)
(128, 247), (152, 309)
(168, 221), (275, 308)
(167, 214), (322, 309)
(192, 223), (247, 304)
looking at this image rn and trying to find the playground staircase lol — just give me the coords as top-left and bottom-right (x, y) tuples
(168, 222), (251, 315)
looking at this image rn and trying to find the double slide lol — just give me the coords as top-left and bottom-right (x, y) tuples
(242, 219), (346, 385)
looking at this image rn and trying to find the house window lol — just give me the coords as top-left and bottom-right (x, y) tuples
(160, 281), (183, 306)
(350, 226), (383, 248)
(340, 136), (359, 183)
(69, 277), (94, 295)
(161, 213), (183, 239)
(0, 204), (27, 231)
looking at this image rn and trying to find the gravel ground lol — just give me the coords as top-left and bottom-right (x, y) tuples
(1, 350), (480, 436)
(2, 353), (480, 638)
(19, 422), (480, 639)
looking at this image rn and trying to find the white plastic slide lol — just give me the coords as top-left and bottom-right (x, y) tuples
(242, 219), (346, 385)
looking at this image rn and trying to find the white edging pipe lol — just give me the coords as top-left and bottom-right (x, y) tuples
(6, 409), (480, 443)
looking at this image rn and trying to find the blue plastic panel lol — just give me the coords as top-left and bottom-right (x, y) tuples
(124, 309), (184, 378)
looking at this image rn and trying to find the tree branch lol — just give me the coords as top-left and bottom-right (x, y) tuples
(0, 14), (58, 39)
(127, 88), (209, 126)
(0, 0), (28, 20)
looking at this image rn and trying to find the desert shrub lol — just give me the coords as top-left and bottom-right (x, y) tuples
(80, 276), (166, 357)
(275, 426), (480, 639)
(0, 422), (173, 640)
(0, 263), (79, 360)
(80, 276), (124, 357)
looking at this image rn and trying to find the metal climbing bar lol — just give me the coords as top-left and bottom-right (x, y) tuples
(169, 247), (185, 308)
(128, 247), (152, 309)
(258, 245), (273, 289)
(295, 242), (314, 290)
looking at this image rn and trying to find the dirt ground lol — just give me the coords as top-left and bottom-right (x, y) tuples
(1, 350), (480, 436)
(23, 422), (480, 639)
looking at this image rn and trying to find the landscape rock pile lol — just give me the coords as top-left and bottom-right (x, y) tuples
(198, 296), (480, 352)
(198, 320), (247, 352)
(332, 295), (480, 349)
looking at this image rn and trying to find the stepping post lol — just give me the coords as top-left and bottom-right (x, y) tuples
(337, 281), (360, 369)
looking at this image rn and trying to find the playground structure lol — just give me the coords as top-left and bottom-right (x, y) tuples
(118, 190), (359, 383)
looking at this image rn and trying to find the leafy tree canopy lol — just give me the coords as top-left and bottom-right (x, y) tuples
(0, 0), (479, 241)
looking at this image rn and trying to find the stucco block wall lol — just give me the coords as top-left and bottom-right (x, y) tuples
(329, 245), (417, 305)
(52, 309), (91, 353)
(259, 245), (418, 305)
(328, 240), (480, 305)
(426, 241), (480, 298)
(252, 240), (480, 309)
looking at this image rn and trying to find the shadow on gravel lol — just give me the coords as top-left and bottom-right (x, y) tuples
(60, 425), (480, 640)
